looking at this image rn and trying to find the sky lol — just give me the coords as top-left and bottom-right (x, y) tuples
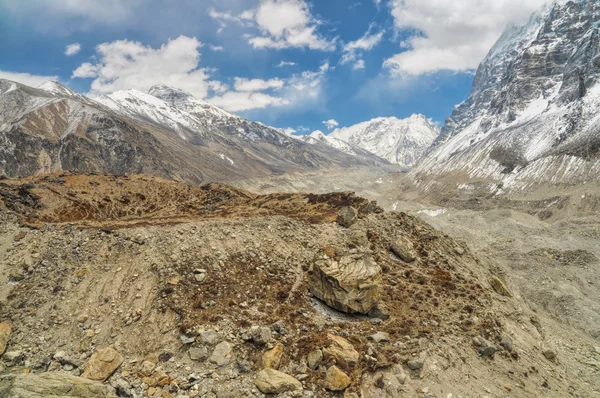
(0, 0), (552, 134)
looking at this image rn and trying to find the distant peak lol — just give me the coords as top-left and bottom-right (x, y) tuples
(149, 84), (192, 100)
(309, 130), (326, 139)
(37, 80), (78, 97)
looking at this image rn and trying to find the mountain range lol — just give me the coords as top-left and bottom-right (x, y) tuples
(412, 0), (600, 191)
(0, 80), (391, 183)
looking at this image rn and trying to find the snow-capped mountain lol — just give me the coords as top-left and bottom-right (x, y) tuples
(328, 115), (440, 167)
(296, 130), (387, 162)
(412, 0), (600, 191)
(0, 79), (388, 182)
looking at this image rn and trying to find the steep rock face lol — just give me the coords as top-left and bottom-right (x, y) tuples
(0, 80), (388, 182)
(413, 0), (600, 190)
(329, 115), (440, 167)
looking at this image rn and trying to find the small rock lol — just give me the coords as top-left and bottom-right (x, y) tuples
(255, 368), (302, 396)
(180, 335), (195, 345)
(390, 237), (417, 263)
(325, 365), (351, 391)
(3, 350), (23, 365)
(323, 334), (359, 369)
(337, 207), (358, 228)
(77, 314), (88, 324)
(271, 320), (287, 335)
(188, 347), (209, 361)
(369, 332), (391, 343)
(489, 276), (512, 297)
(251, 326), (272, 346)
(194, 273), (206, 283)
(262, 344), (283, 369)
(500, 335), (513, 352)
(0, 323), (12, 355)
(82, 347), (123, 381)
(406, 359), (424, 370)
(307, 349), (323, 370)
(543, 349), (557, 361)
(199, 330), (222, 346)
(209, 342), (232, 367)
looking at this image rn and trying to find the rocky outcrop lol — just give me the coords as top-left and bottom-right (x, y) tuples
(0, 372), (108, 398)
(310, 253), (382, 314)
(0, 323), (11, 355)
(323, 334), (360, 369)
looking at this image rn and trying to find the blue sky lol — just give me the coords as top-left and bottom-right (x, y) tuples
(0, 0), (549, 134)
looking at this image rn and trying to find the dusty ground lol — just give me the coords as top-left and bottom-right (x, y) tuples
(0, 173), (594, 397)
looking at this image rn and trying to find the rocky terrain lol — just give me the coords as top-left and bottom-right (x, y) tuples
(412, 0), (600, 192)
(0, 79), (389, 184)
(0, 172), (595, 397)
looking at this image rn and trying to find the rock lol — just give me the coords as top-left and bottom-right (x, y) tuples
(188, 347), (209, 361)
(454, 246), (465, 255)
(179, 335), (195, 345)
(251, 326), (272, 345)
(0, 372), (108, 397)
(194, 273), (206, 283)
(369, 332), (391, 343)
(255, 368), (302, 396)
(209, 342), (232, 367)
(367, 306), (390, 321)
(0, 323), (11, 355)
(198, 330), (222, 346)
(337, 207), (358, 228)
(474, 339), (498, 359)
(82, 347), (124, 381)
(323, 334), (359, 369)
(262, 344), (283, 369)
(271, 320), (287, 335)
(307, 349), (323, 370)
(406, 359), (424, 370)
(310, 253), (382, 314)
(543, 349), (557, 361)
(360, 367), (405, 398)
(489, 276), (512, 297)
(500, 335), (513, 352)
(390, 237), (417, 263)
(325, 365), (351, 391)
(77, 314), (88, 324)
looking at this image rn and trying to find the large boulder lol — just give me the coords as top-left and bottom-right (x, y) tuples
(255, 368), (302, 396)
(0, 372), (108, 397)
(310, 253), (382, 314)
(82, 347), (123, 381)
(390, 237), (417, 263)
(337, 207), (358, 228)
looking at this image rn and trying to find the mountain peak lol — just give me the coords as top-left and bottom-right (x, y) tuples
(37, 81), (79, 97)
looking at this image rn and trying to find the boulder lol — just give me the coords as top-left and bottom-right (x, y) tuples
(390, 237), (417, 263)
(323, 334), (359, 369)
(82, 347), (123, 381)
(0, 323), (12, 355)
(262, 344), (283, 369)
(0, 372), (108, 397)
(310, 253), (382, 314)
(337, 207), (358, 228)
(251, 326), (272, 345)
(324, 365), (351, 391)
(255, 368), (302, 396)
(489, 276), (512, 297)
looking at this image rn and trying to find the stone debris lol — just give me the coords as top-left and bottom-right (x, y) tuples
(337, 206), (358, 228)
(323, 334), (359, 369)
(390, 236), (417, 263)
(0, 372), (108, 398)
(209, 341), (232, 367)
(261, 344), (283, 369)
(0, 323), (11, 355)
(324, 365), (351, 391)
(82, 347), (124, 381)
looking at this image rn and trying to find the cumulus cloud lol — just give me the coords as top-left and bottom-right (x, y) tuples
(282, 127), (297, 136)
(64, 43), (81, 56)
(353, 59), (365, 70)
(0, 70), (59, 87)
(322, 119), (339, 130)
(234, 77), (284, 92)
(384, 0), (551, 75)
(72, 35), (219, 98)
(209, 91), (289, 112)
(340, 24), (383, 66)
(210, 0), (335, 51)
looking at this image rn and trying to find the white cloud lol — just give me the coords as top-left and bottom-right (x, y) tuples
(276, 61), (297, 67)
(322, 119), (339, 130)
(0, 70), (59, 87)
(384, 0), (551, 75)
(340, 24), (384, 65)
(210, 0), (336, 51)
(209, 91), (289, 112)
(353, 59), (365, 70)
(72, 35), (219, 98)
(64, 43), (81, 56)
(282, 127), (297, 136)
(209, 45), (224, 52)
(234, 77), (284, 92)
